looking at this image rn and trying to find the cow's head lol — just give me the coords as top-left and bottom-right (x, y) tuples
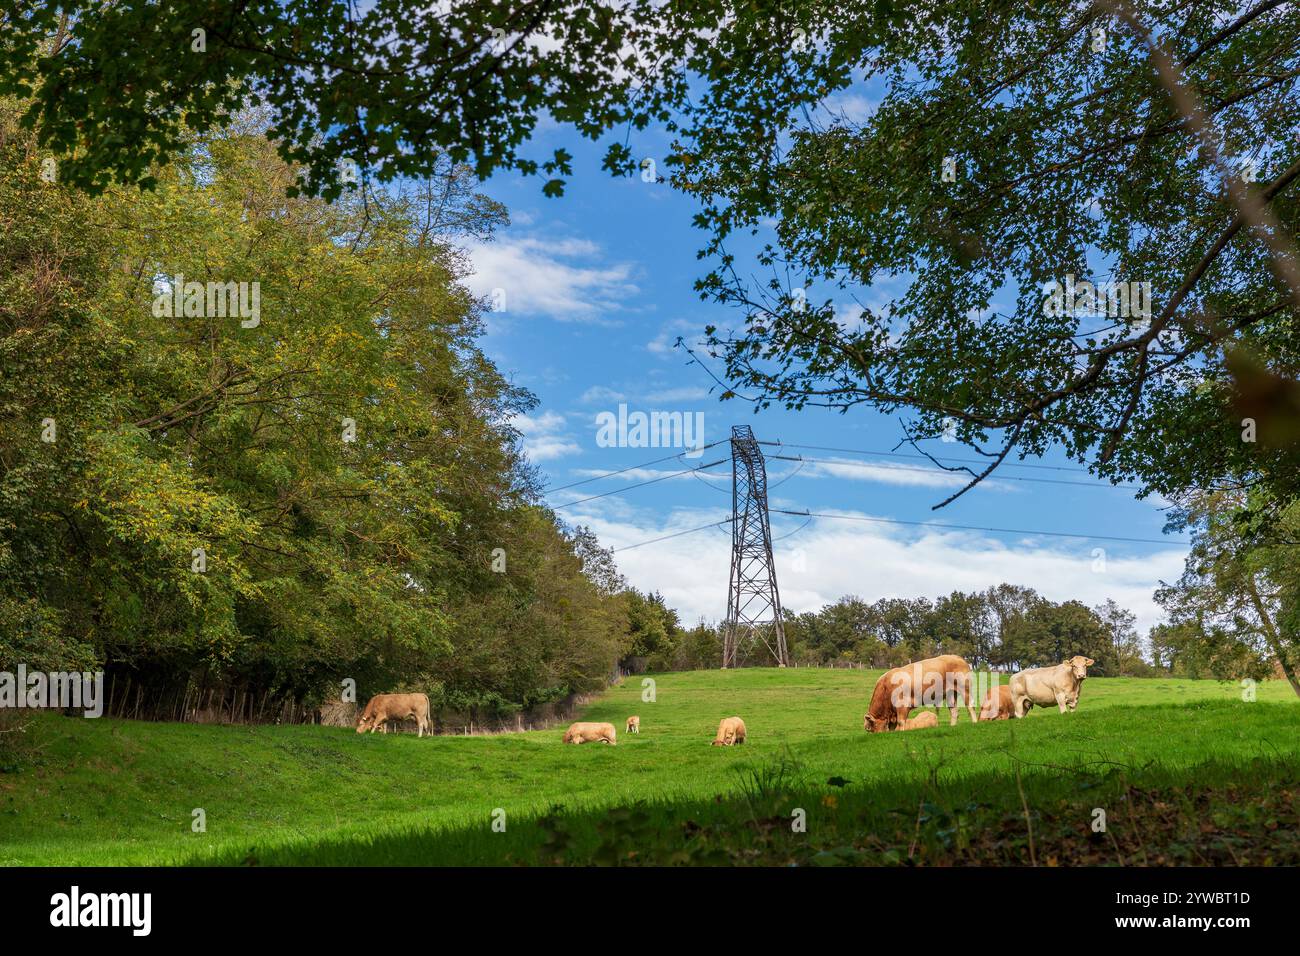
(355, 713), (374, 734)
(863, 713), (895, 733)
(1067, 656), (1095, 680)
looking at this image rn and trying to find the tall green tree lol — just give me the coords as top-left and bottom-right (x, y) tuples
(1157, 489), (1300, 696)
(0, 105), (629, 714)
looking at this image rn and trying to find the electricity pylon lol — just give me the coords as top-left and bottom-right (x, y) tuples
(722, 425), (789, 668)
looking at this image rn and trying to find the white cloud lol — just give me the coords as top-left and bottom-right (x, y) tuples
(647, 318), (705, 355)
(510, 410), (582, 462)
(580, 385), (627, 404)
(794, 456), (1017, 492)
(644, 385), (712, 403)
(567, 504), (1185, 636)
(463, 236), (638, 322)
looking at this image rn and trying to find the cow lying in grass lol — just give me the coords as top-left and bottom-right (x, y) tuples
(711, 716), (747, 746)
(980, 685), (1016, 721)
(1010, 656), (1094, 717)
(900, 711), (938, 730)
(626, 716), (640, 734)
(356, 693), (431, 738)
(563, 721), (617, 745)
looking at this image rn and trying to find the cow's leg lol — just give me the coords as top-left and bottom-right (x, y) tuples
(964, 673), (978, 725)
(895, 706), (911, 730)
(1054, 691), (1068, 713)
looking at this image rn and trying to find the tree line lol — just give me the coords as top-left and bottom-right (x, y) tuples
(626, 581), (1294, 688)
(0, 106), (665, 722)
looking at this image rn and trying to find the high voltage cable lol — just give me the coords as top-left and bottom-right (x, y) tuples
(544, 439), (728, 493)
(605, 507), (1184, 553)
(611, 518), (736, 552)
(553, 458), (728, 509)
(760, 441), (1114, 476)
(770, 509), (1183, 546)
(768, 454), (1144, 491)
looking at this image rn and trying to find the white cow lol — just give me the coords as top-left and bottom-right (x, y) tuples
(1009, 656), (1094, 717)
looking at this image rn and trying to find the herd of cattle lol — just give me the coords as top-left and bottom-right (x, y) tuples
(353, 654), (1096, 744)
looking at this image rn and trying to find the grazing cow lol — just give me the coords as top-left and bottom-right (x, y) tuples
(626, 715), (640, 734)
(356, 693), (431, 738)
(1009, 656), (1095, 717)
(900, 711), (938, 731)
(711, 716), (747, 746)
(563, 721), (618, 745)
(979, 684), (1017, 721)
(863, 654), (978, 732)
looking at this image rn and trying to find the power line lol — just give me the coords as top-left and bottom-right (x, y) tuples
(544, 440), (727, 493)
(760, 441), (1115, 477)
(611, 517), (735, 552)
(770, 509), (1184, 546)
(768, 453), (1144, 491)
(553, 458), (728, 509)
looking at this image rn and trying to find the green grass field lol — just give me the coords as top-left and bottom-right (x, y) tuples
(2, 669), (1297, 866)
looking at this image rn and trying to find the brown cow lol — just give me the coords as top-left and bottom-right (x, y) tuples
(626, 715), (640, 734)
(563, 721), (617, 745)
(711, 716), (747, 746)
(900, 711), (938, 731)
(864, 654), (977, 733)
(979, 684), (1016, 721)
(356, 693), (431, 737)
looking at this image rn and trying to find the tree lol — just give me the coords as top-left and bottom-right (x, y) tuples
(1001, 600), (1111, 672)
(680, 2), (1300, 511)
(11, 4), (1298, 511)
(984, 584), (1039, 668)
(0, 105), (630, 716)
(1156, 489), (1300, 696)
(1095, 598), (1144, 675)
(0, 2), (666, 198)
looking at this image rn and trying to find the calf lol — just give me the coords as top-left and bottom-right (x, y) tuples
(900, 711), (938, 731)
(979, 684), (1016, 721)
(626, 715), (640, 734)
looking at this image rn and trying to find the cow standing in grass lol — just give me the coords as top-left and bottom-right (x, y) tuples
(711, 716), (746, 746)
(863, 654), (977, 732)
(1009, 656), (1094, 717)
(356, 693), (431, 737)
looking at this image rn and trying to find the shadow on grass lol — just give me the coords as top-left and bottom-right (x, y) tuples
(189, 754), (1300, 867)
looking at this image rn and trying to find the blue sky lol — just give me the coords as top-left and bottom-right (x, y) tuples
(459, 123), (1188, 635)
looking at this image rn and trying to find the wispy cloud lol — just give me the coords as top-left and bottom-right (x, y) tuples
(580, 385), (627, 404)
(793, 456), (1016, 492)
(510, 410), (582, 462)
(463, 236), (639, 322)
(647, 318), (705, 355)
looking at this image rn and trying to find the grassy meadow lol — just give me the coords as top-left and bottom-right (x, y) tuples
(1, 669), (1296, 866)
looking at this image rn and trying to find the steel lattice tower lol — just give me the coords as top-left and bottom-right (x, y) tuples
(722, 425), (789, 668)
